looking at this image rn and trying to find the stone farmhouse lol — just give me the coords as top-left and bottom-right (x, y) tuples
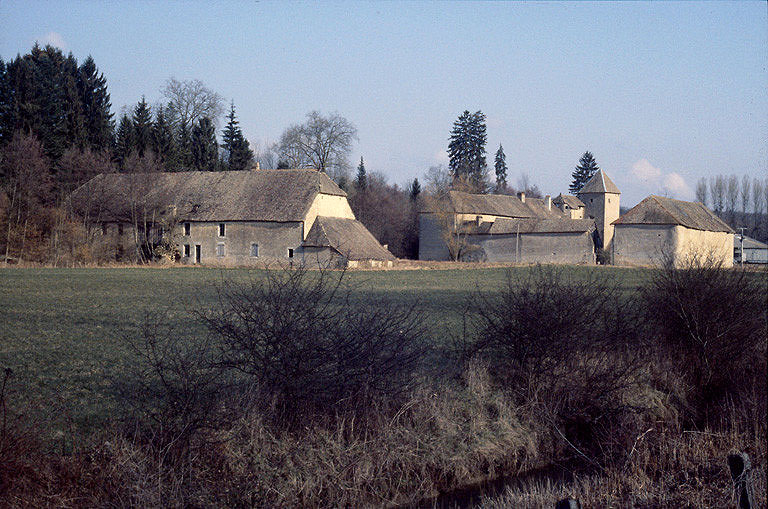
(71, 169), (395, 267)
(419, 169), (734, 266)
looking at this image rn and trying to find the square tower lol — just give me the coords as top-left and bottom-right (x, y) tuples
(576, 169), (621, 254)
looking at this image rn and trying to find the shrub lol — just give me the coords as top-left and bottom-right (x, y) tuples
(642, 253), (768, 424)
(463, 265), (650, 463)
(118, 266), (431, 443)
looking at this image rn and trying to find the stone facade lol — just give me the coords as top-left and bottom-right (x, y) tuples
(465, 231), (595, 264)
(613, 224), (733, 268)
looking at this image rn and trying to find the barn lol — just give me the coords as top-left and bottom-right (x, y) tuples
(612, 195), (734, 268)
(70, 169), (395, 267)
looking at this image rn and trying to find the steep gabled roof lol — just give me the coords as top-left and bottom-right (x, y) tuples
(303, 216), (396, 261)
(613, 195), (732, 233)
(483, 217), (595, 234)
(71, 169), (346, 222)
(577, 169), (620, 194)
(553, 194), (585, 209)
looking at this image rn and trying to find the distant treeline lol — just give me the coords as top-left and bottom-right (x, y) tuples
(695, 174), (768, 242)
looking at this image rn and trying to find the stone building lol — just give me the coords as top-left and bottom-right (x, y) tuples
(575, 169), (621, 253)
(418, 189), (596, 264)
(612, 195), (734, 268)
(71, 169), (395, 267)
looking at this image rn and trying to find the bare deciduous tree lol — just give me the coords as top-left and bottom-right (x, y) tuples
(277, 111), (358, 182)
(161, 78), (225, 131)
(0, 132), (52, 263)
(753, 178), (765, 225)
(695, 178), (708, 206)
(725, 175), (739, 223)
(423, 164), (451, 196)
(709, 175), (725, 214)
(740, 175), (751, 215)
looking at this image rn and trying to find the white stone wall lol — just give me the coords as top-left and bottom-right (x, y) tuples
(613, 224), (733, 268)
(302, 194), (355, 239)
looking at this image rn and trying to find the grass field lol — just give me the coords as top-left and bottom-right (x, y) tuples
(1, 265), (653, 433)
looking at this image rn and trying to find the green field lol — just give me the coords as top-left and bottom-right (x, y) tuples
(0, 265), (652, 432)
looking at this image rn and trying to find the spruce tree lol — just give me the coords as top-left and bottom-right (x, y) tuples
(152, 105), (176, 170)
(354, 156), (367, 191)
(114, 114), (134, 167)
(191, 117), (218, 170)
(0, 58), (13, 146)
(570, 151), (599, 193)
(132, 97), (152, 157)
(494, 144), (507, 192)
(409, 177), (421, 201)
(77, 55), (113, 152)
(221, 102), (253, 171)
(448, 110), (487, 191)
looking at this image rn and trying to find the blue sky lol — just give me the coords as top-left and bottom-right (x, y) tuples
(1, 1), (766, 206)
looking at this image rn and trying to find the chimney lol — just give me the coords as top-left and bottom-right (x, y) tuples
(254, 161), (260, 170)
(517, 191), (526, 203)
(545, 195), (551, 211)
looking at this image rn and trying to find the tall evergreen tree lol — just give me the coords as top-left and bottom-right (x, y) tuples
(409, 177), (421, 201)
(191, 116), (218, 170)
(220, 102), (253, 171)
(494, 144), (507, 192)
(570, 151), (599, 193)
(152, 105), (176, 170)
(77, 55), (113, 152)
(0, 58), (13, 146)
(354, 156), (367, 191)
(448, 110), (487, 191)
(132, 97), (152, 157)
(114, 114), (134, 167)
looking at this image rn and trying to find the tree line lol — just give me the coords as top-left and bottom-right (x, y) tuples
(695, 174), (768, 240)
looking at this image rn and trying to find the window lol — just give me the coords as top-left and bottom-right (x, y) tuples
(217, 243), (226, 257)
(184, 244), (190, 257)
(184, 222), (190, 236)
(287, 248), (294, 258)
(608, 198), (611, 203)
(218, 223), (226, 237)
(118, 223), (123, 235)
(250, 243), (259, 257)
(101, 223), (108, 235)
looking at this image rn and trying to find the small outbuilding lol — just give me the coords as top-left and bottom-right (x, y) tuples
(734, 235), (768, 265)
(612, 195), (733, 267)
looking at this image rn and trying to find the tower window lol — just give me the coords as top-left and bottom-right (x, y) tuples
(218, 223), (226, 237)
(287, 248), (294, 258)
(251, 243), (259, 257)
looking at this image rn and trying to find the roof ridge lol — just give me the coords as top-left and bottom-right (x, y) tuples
(649, 195), (679, 223)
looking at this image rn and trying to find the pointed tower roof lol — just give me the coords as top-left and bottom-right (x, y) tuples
(578, 169), (620, 194)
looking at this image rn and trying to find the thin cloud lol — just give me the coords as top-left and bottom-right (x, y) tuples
(433, 149), (449, 165)
(630, 158), (692, 200)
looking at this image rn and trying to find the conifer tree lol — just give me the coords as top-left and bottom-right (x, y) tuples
(221, 102), (253, 171)
(354, 156), (367, 191)
(448, 110), (487, 191)
(409, 177), (421, 201)
(114, 114), (134, 167)
(77, 56), (113, 152)
(570, 151), (599, 193)
(191, 117), (218, 170)
(132, 97), (152, 157)
(0, 58), (13, 146)
(494, 144), (507, 192)
(152, 105), (176, 170)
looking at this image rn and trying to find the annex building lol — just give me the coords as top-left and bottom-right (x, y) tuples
(71, 169), (395, 268)
(418, 169), (734, 267)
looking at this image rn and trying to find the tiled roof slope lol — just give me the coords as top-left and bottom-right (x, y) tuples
(428, 190), (565, 219)
(71, 169), (346, 222)
(613, 195), (732, 233)
(577, 169), (620, 194)
(553, 194), (585, 208)
(303, 217), (396, 261)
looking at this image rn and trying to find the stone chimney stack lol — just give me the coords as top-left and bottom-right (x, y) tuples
(255, 161), (260, 170)
(545, 195), (551, 211)
(517, 191), (526, 203)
